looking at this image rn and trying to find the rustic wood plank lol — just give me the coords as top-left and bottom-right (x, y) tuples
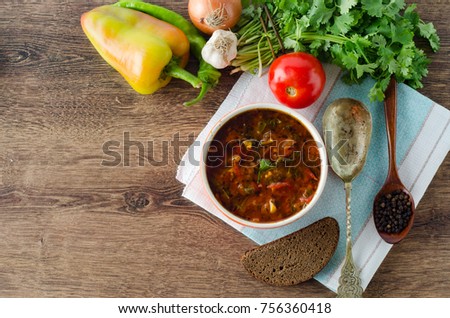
(0, 0), (449, 298)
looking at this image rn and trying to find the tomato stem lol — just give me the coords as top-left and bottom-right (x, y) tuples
(286, 86), (297, 97)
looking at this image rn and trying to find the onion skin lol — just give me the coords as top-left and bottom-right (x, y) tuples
(188, 0), (242, 35)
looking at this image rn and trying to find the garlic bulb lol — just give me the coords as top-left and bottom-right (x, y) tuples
(201, 30), (238, 69)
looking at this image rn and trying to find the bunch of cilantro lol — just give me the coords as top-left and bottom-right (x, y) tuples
(232, 0), (440, 101)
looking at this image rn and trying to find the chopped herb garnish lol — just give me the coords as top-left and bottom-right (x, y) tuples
(258, 158), (275, 183)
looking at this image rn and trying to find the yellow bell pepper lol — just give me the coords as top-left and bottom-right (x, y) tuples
(81, 5), (202, 95)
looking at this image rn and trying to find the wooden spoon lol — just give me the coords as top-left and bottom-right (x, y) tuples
(373, 78), (415, 244)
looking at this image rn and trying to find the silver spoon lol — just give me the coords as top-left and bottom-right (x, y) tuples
(323, 98), (372, 298)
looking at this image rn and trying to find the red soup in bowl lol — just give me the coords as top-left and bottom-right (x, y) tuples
(202, 104), (327, 228)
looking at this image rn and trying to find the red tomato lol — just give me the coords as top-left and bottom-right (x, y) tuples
(268, 52), (326, 109)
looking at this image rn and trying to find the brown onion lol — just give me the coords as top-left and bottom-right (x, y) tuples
(188, 0), (242, 35)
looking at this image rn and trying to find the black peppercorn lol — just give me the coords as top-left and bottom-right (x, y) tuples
(374, 190), (412, 234)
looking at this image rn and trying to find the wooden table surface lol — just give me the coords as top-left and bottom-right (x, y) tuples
(1, 0), (449, 298)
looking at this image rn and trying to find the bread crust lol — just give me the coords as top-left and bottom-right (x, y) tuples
(241, 217), (339, 286)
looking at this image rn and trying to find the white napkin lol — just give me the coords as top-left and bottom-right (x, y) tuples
(176, 64), (450, 292)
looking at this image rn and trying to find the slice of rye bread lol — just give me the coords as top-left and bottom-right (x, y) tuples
(241, 217), (339, 286)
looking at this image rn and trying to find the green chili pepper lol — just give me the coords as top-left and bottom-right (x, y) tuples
(114, 0), (221, 106)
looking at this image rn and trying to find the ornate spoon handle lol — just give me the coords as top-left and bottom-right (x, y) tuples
(337, 182), (363, 298)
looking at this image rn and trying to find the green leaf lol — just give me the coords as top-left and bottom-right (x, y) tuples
(280, 11), (296, 34)
(356, 63), (377, 78)
(242, 0), (265, 9)
(310, 39), (324, 49)
(387, 59), (399, 74)
(296, 16), (311, 36)
(407, 47), (429, 88)
(330, 13), (355, 35)
(276, 0), (308, 12)
(369, 76), (391, 101)
(418, 22), (440, 52)
(259, 159), (275, 172)
(404, 4), (419, 28)
(366, 16), (390, 36)
(372, 34), (387, 48)
(258, 159), (275, 183)
(341, 51), (359, 69)
(308, 0), (335, 27)
(283, 37), (306, 51)
(390, 22), (414, 45)
(353, 35), (372, 49)
(283, 37), (297, 50)
(338, 0), (357, 14)
(242, 5), (262, 18)
(309, 39), (330, 55)
(396, 45), (414, 78)
(378, 46), (395, 69)
(361, 0), (383, 18)
(384, 0), (405, 18)
(330, 43), (345, 62)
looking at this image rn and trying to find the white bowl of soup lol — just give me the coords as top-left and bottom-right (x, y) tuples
(201, 103), (328, 229)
